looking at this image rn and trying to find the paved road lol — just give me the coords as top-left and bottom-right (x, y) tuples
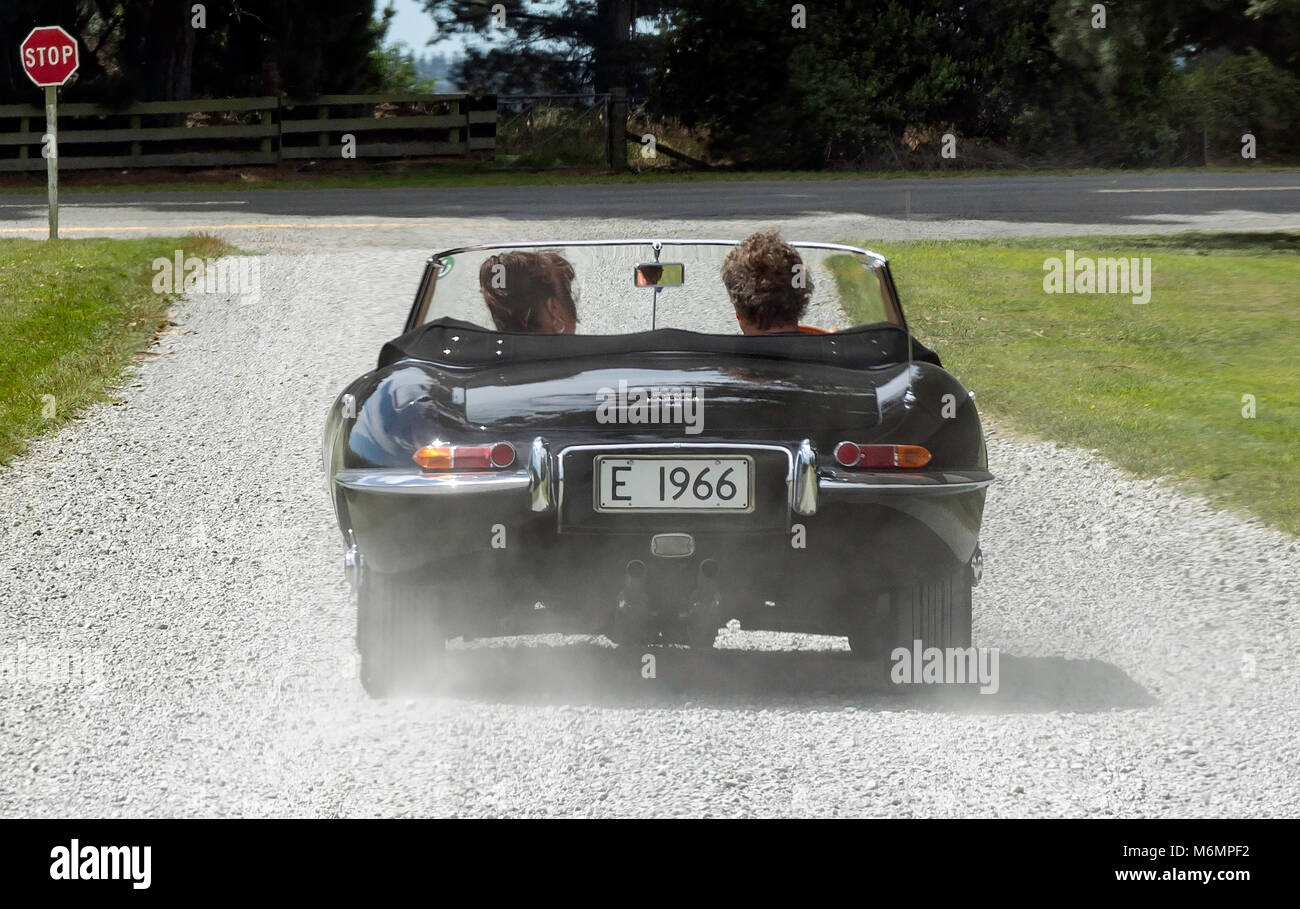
(2, 171), (1300, 241)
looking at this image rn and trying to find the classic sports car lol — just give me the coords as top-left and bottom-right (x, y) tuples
(323, 239), (991, 695)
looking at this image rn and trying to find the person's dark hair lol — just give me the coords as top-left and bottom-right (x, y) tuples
(721, 229), (812, 331)
(478, 250), (578, 333)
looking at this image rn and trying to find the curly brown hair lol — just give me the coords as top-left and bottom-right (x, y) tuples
(721, 229), (812, 331)
(479, 250), (578, 333)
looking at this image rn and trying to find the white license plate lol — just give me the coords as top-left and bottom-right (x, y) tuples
(595, 456), (753, 512)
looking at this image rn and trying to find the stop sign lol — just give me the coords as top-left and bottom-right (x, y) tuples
(20, 26), (79, 88)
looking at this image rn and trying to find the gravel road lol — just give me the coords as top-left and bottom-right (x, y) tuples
(2, 223), (1298, 817)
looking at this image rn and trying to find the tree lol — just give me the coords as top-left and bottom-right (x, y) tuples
(648, 0), (810, 165)
(190, 0), (394, 98)
(0, 0), (394, 104)
(370, 41), (438, 93)
(121, 0), (197, 102)
(426, 0), (664, 94)
(1043, 0), (1300, 164)
(652, 0), (1064, 167)
(1, 0), (114, 102)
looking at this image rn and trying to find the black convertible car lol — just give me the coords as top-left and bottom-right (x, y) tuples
(323, 239), (991, 695)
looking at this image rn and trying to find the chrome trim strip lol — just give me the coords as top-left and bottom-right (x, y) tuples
(528, 437), (554, 512)
(792, 439), (818, 516)
(335, 468), (528, 495)
(818, 476), (994, 497)
(343, 544), (362, 591)
(430, 238), (890, 269)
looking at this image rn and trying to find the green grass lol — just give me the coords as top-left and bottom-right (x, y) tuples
(0, 233), (233, 464)
(0, 162), (1294, 195)
(844, 232), (1300, 534)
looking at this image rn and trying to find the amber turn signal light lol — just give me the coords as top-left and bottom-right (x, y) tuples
(413, 442), (516, 470)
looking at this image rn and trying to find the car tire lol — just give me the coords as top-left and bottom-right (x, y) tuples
(894, 564), (973, 652)
(848, 563), (972, 659)
(357, 568), (445, 697)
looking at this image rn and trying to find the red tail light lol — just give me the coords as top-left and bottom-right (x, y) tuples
(413, 441), (516, 470)
(833, 442), (931, 469)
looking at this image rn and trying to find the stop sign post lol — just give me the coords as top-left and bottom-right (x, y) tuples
(20, 26), (80, 240)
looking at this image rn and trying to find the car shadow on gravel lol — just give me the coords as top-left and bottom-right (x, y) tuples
(419, 641), (1154, 713)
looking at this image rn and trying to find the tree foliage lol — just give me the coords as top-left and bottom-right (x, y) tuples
(652, 0), (1065, 167)
(2, 0), (1295, 168)
(1, 0), (397, 104)
(426, 0), (667, 94)
(650, 0), (1300, 167)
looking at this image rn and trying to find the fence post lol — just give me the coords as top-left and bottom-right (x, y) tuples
(261, 107), (272, 156)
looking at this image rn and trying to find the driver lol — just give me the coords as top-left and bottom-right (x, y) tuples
(721, 229), (827, 335)
(478, 250), (579, 333)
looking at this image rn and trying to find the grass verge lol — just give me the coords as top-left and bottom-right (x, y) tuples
(846, 232), (1300, 535)
(0, 233), (233, 465)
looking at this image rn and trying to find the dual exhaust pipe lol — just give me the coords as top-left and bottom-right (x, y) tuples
(614, 558), (720, 648)
(685, 558), (721, 649)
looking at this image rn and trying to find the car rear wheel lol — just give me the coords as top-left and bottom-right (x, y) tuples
(357, 568), (445, 697)
(848, 564), (972, 660)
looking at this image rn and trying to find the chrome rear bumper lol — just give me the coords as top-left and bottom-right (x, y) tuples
(334, 468), (529, 495)
(334, 438), (993, 514)
(818, 469), (995, 498)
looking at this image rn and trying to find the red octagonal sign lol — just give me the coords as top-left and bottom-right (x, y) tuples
(20, 26), (80, 88)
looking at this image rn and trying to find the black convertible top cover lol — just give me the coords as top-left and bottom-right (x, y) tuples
(379, 317), (941, 371)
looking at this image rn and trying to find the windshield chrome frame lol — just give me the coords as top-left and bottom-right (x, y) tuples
(404, 238), (908, 338)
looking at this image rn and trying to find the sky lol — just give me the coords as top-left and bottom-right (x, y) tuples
(381, 0), (457, 55)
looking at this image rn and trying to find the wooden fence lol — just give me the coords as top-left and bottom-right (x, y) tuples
(0, 93), (496, 172)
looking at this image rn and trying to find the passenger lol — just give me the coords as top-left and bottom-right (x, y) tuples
(721, 229), (827, 335)
(478, 250), (578, 333)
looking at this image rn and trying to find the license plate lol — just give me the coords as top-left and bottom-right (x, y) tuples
(595, 456), (753, 512)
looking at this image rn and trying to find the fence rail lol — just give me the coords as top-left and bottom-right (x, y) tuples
(0, 93), (496, 172)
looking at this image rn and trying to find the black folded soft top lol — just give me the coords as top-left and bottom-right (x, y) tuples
(379, 317), (940, 370)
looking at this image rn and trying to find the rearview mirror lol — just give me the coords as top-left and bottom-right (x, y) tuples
(634, 263), (685, 287)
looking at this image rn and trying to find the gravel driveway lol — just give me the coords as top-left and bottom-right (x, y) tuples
(2, 225), (1297, 817)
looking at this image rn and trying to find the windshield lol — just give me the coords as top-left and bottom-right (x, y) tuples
(414, 240), (901, 335)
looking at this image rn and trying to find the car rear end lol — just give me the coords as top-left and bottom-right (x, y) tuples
(327, 344), (990, 648)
